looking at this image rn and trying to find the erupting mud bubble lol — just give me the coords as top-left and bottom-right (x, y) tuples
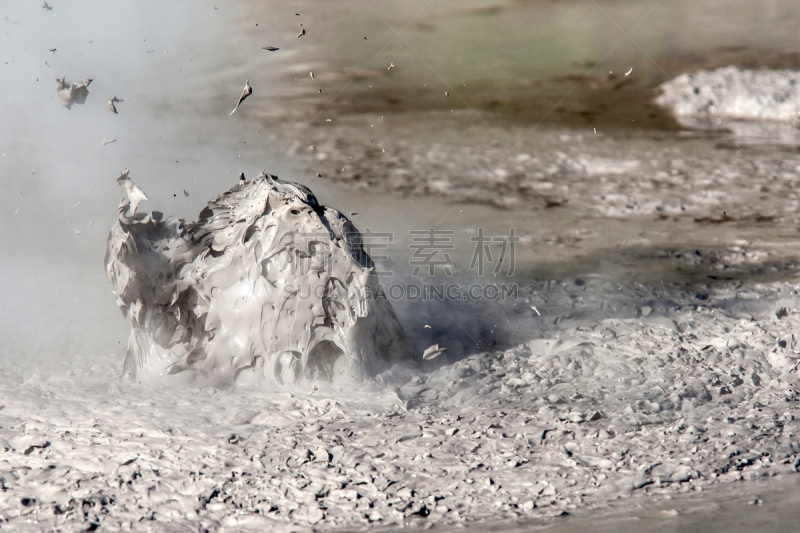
(105, 170), (413, 386)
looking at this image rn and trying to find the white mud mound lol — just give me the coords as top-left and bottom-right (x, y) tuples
(105, 170), (413, 386)
(655, 66), (800, 123)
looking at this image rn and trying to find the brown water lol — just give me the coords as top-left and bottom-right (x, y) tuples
(236, 0), (800, 129)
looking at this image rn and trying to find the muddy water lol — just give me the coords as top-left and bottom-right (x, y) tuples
(236, 0), (800, 129)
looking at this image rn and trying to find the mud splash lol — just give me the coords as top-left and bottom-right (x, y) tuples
(105, 170), (412, 386)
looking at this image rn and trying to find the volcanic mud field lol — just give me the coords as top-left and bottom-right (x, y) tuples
(4, 1), (800, 531)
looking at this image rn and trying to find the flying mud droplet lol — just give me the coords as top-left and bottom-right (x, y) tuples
(423, 344), (447, 360)
(230, 80), (252, 115)
(115, 169), (149, 216)
(107, 96), (126, 114)
(56, 77), (92, 109)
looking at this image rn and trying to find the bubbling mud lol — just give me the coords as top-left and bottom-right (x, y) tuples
(105, 170), (413, 386)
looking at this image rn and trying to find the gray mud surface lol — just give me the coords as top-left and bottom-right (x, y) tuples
(6, 269), (800, 531)
(284, 111), (800, 218)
